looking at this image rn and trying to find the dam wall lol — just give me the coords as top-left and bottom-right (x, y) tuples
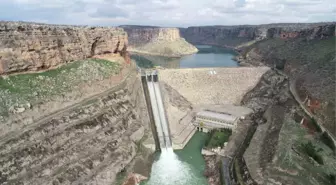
(159, 67), (270, 105)
(159, 67), (270, 149)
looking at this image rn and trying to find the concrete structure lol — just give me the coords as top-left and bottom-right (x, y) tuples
(194, 110), (238, 132)
(143, 67), (265, 150)
(159, 67), (270, 105)
(143, 70), (172, 150)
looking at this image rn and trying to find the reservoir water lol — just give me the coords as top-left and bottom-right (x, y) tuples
(132, 45), (238, 68)
(140, 132), (209, 185)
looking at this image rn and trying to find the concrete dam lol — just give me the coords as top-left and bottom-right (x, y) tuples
(140, 67), (269, 151)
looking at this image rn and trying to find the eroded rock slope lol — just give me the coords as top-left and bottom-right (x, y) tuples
(180, 23), (335, 47)
(0, 21), (128, 74)
(0, 73), (150, 185)
(120, 25), (198, 57)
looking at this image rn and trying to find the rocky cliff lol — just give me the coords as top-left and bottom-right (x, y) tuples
(180, 23), (336, 47)
(0, 21), (128, 74)
(180, 26), (257, 47)
(120, 25), (198, 57)
(0, 70), (152, 185)
(0, 21), (154, 185)
(240, 36), (336, 136)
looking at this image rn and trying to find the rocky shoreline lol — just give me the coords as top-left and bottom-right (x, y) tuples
(203, 155), (221, 185)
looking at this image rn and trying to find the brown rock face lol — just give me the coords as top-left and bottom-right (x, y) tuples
(180, 26), (258, 47)
(180, 23), (336, 47)
(120, 25), (198, 57)
(0, 72), (150, 185)
(121, 26), (181, 46)
(0, 21), (128, 74)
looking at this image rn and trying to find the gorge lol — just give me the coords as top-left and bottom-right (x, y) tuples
(0, 21), (335, 185)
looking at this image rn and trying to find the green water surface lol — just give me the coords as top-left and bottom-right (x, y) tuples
(141, 132), (210, 185)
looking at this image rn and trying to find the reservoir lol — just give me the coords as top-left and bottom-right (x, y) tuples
(132, 45), (238, 68)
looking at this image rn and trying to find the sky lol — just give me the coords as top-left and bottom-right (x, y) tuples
(0, 0), (335, 27)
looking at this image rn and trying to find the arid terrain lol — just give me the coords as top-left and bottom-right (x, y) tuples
(0, 20), (335, 185)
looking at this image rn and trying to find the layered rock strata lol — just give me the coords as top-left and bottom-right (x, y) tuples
(180, 23), (335, 47)
(0, 21), (128, 74)
(239, 36), (336, 136)
(0, 72), (150, 185)
(120, 26), (198, 57)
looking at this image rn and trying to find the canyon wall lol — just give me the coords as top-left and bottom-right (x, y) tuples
(180, 23), (336, 47)
(180, 26), (258, 47)
(0, 21), (128, 74)
(120, 25), (198, 57)
(0, 71), (151, 185)
(238, 24), (336, 136)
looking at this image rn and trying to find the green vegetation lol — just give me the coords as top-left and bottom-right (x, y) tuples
(310, 118), (322, 132)
(234, 159), (245, 185)
(320, 132), (336, 152)
(326, 174), (336, 184)
(300, 141), (324, 165)
(206, 129), (232, 148)
(114, 168), (127, 185)
(275, 118), (336, 185)
(131, 55), (155, 68)
(0, 59), (120, 118)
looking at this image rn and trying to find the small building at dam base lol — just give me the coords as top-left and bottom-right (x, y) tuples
(194, 110), (240, 132)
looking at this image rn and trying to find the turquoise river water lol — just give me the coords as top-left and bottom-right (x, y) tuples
(140, 132), (210, 185)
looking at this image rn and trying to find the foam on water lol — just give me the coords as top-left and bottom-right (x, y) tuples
(143, 147), (197, 185)
(141, 132), (209, 185)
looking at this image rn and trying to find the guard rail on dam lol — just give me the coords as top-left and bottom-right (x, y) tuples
(141, 69), (172, 150)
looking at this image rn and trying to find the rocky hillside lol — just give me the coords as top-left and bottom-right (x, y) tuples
(0, 21), (128, 74)
(0, 22), (153, 185)
(120, 25), (198, 57)
(180, 23), (335, 47)
(0, 72), (151, 185)
(240, 35), (335, 136)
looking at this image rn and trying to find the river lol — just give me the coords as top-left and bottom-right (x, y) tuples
(132, 45), (238, 68)
(140, 132), (210, 185)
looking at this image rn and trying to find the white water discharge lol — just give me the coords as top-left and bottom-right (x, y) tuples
(143, 148), (197, 185)
(145, 71), (209, 185)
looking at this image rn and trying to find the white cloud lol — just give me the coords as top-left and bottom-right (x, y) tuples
(0, 0), (335, 26)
